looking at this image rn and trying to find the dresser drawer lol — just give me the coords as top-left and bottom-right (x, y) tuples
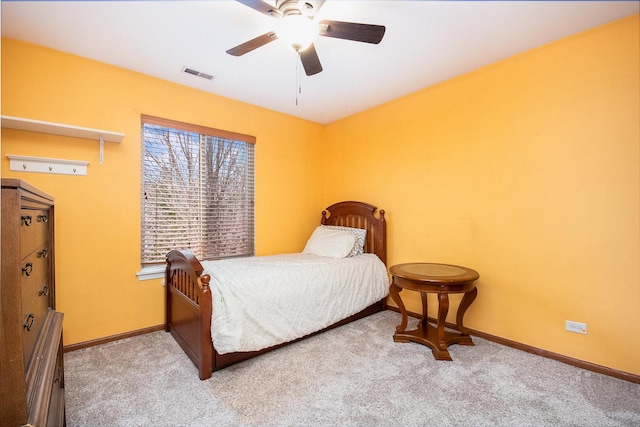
(21, 246), (52, 314)
(22, 292), (50, 368)
(20, 208), (50, 259)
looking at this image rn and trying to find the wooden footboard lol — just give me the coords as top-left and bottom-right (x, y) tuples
(165, 250), (213, 380)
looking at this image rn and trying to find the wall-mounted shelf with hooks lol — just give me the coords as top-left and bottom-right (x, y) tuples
(7, 155), (89, 176)
(1, 115), (125, 164)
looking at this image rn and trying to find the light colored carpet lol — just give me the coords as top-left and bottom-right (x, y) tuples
(64, 311), (640, 426)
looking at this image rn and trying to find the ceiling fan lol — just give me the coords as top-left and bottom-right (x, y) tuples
(226, 0), (386, 76)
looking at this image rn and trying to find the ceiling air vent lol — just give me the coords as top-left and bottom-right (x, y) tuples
(182, 66), (214, 80)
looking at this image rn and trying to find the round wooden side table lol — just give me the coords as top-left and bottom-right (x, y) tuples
(389, 262), (479, 361)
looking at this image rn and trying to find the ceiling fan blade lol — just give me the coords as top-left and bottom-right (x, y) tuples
(318, 20), (386, 44)
(226, 31), (278, 56)
(299, 44), (323, 76)
(235, 0), (281, 18)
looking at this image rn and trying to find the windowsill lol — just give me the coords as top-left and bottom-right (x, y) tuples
(136, 265), (164, 281)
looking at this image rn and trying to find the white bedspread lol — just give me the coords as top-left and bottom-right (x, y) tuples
(201, 253), (389, 354)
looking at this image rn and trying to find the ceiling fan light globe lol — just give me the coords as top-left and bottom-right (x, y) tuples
(276, 15), (318, 52)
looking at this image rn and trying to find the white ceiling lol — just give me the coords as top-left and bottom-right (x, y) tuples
(1, 1), (638, 124)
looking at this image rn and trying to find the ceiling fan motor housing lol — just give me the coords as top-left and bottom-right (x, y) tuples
(278, 0), (315, 17)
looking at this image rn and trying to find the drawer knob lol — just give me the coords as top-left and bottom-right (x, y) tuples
(22, 262), (33, 276)
(23, 313), (35, 331)
(38, 248), (48, 258)
(21, 215), (33, 226)
(38, 214), (48, 223)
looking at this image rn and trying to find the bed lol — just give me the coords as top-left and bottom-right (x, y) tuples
(164, 201), (388, 380)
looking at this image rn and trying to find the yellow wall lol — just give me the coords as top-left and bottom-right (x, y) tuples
(1, 38), (325, 345)
(324, 15), (640, 375)
(2, 14), (639, 376)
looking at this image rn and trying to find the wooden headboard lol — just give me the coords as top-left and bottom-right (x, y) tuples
(321, 201), (387, 265)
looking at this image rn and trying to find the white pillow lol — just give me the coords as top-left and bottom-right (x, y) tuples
(303, 226), (356, 259)
(322, 225), (366, 257)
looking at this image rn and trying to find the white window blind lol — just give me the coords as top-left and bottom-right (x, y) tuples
(141, 115), (255, 265)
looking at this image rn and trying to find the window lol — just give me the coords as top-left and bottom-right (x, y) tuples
(140, 115), (255, 266)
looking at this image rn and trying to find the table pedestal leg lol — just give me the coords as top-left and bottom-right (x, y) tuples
(456, 287), (478, 335)
(389, 283), (409, 340)
(417, 292), (428, 328)
(433, 293), (450, 358)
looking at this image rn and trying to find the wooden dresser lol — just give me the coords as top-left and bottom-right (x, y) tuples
(1, 179), (65, 427)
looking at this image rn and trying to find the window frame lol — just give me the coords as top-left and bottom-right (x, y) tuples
(137, 114), (256, 281)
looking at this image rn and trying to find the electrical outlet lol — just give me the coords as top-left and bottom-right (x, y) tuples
(565, 320), (588, 334)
